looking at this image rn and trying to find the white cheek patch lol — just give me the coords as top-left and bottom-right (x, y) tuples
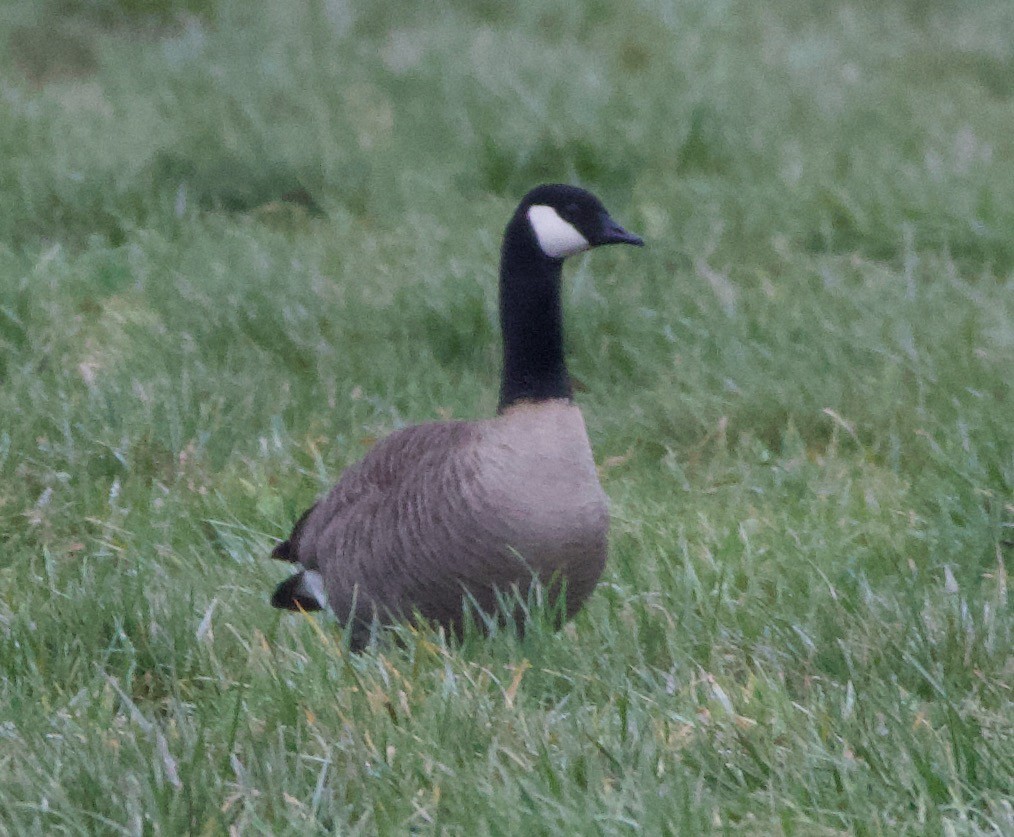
(527, 204), (590, 258)
(298, 570), (328, 609)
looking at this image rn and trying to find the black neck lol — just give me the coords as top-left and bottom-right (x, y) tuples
(497, 217), (572, 412)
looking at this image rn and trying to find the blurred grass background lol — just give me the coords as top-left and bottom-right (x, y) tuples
(0, 0), (1011, 832)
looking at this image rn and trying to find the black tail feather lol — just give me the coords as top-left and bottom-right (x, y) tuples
(271, 504), (316, 563)
(271, 538), (297, 562)
(271, 572), (324, 612)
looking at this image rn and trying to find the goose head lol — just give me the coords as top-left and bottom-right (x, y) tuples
(497, 184), (643, 410)
(516, 183), (644, 260)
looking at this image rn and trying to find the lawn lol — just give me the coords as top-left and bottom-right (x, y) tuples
(0, 0), (1011, 832)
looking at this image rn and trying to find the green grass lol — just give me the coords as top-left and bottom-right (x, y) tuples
(1, 0), (1011, 832)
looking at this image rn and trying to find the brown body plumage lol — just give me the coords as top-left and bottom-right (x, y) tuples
(270, 184), (642, 649)
(275, 401), (608, 647)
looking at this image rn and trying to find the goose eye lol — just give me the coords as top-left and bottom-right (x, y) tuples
(564, 203), (580, 218)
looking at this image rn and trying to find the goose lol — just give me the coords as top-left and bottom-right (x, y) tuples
(270, 184), (643, 649)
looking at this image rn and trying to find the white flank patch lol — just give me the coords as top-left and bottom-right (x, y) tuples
(527, 204), (589, 258)
(299, 570), (328, 608)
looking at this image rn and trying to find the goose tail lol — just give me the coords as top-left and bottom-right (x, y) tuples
(271, 504), (317, 562)
(271, 570), (326, 612)
(270, 538), (298, 562)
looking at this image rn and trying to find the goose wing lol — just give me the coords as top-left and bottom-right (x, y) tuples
(274, 420), (477, 575)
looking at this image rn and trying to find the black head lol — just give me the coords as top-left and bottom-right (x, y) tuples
(515, 184), (644, 260)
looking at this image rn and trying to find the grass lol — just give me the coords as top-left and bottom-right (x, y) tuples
(0, 0), (1011, 832)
